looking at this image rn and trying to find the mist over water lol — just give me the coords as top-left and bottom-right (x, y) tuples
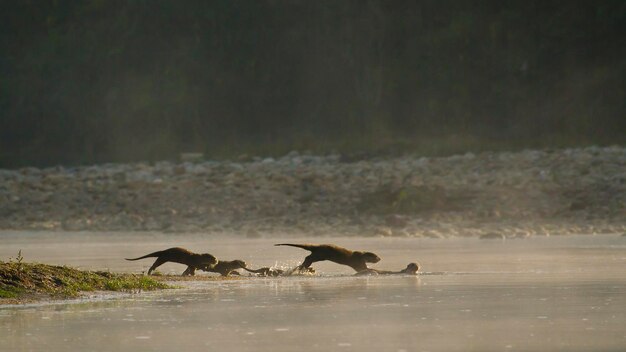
(1, 232), (625, 351)
(2, 2), (625, 351)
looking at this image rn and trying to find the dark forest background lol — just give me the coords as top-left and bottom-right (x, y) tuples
(1, 0), (625, 168)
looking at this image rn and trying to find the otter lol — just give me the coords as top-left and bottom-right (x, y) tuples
(125, 247), (218, 276)
(201, 259), (247, 276)
(275, 243), (381, 272)
(356, 262), (420, 276)
(242, 267), (284, 277)
(242, 266), (315, 277)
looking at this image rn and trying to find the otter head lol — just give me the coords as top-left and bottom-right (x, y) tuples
(232, 260), (247, 269)
(404, 262), (419, 274)
(200, 253), (218, 268)
(358, 251), (381, 263)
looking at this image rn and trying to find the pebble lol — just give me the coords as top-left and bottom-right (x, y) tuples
(0, 146), (624, 237)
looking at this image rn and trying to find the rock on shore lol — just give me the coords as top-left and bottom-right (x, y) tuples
(0, 146), (624, 238)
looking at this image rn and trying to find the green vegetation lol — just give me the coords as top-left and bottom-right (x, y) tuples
(1, 1), (624, 167)
(0, 259), (171, 301)
(0, 287), (21, 299)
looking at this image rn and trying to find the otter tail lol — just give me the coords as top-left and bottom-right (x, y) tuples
(242, 267), (265, 274)
(125, 250), (163, 261)
(274, 243), (316, 251)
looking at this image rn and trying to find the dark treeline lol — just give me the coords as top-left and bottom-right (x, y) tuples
(1, 0), (625, 167)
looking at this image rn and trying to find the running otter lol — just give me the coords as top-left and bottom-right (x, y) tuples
(125, 247), (218, 276)
(275, 243), (381, 272)
(201, 259), (247, 276)
(356, 262), (420, 276)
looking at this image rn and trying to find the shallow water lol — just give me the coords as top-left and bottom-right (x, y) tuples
(1, 232), (625, 351)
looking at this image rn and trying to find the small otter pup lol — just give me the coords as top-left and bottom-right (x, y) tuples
(125, 247), (217, 276)
(275, 243), (381, 272)
(356, 262), (420, 276)
(242, 266), (315, 277)
(201, 259), (247, 276)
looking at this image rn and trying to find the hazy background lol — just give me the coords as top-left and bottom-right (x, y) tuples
(1, 0), (624, 168)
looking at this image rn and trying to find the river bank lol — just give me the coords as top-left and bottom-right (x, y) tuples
(0, 259), (171, 305)
(1, 146), (624, 238)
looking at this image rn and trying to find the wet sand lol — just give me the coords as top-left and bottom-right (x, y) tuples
(1, 232), (625, 351)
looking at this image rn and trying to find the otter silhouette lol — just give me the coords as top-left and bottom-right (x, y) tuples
(201, 259), (248, 276)
(125, 247), (217, 276)
(356, 262), (419, 276)
(275, 243), (381, 272)
(242, 266), (284, 277)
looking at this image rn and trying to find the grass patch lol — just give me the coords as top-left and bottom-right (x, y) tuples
(103, 276), (169, 292)
(0, 287), (21, 298)
(0, 260), (171, 301)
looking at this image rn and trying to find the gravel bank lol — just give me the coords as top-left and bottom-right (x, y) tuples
(1, 146), (624, 238)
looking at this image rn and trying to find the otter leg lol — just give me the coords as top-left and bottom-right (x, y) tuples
(299, 255), (318, 269)
(182, 266), (196, 276)
(147, 257), (167, 275)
